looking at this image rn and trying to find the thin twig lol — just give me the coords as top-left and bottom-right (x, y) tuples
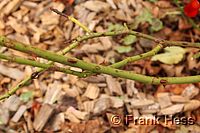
(72, 44), (163, 77)
(110, 44), (163, 68)
(50, 8), (92, 33)
(0, 53), (86, 77)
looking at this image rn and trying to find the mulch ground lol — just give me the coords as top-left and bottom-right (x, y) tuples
(0, 0), (200, 132)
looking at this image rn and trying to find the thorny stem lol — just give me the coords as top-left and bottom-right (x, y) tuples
(0, 36), (200, 87)
(0, 43), (162, 101)
(0, 27), (200, 101)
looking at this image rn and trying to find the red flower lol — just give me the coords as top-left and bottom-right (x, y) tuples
(184, 0), (200, 17)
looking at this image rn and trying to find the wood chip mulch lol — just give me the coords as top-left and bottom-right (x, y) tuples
(0, 0), (200, 132)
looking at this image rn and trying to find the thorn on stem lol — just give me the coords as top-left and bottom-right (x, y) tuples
(155, 39), (165, 44)
(64, 38), (76, 44)
(94, 66), (101, 71)
(67, 58), (78, 64)
(160, 79), (168, 84)
(31, 72), (39, 79)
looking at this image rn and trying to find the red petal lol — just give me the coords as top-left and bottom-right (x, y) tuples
(190, 0), (200, 9)
(184, 6), (199, 17)
(184, 0), (200, 17)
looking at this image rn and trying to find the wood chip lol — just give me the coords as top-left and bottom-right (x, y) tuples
(83, 75), (106, 83)
(110, 96), (124, 108)
(33, 104), (55, 131)
(157, 93), (172, 108)
(11, 105), (27, 122)
(67, 106), (89, 120)
(94, 55), (105, 64)
(181, 85), (199, 99)
(24, 111), (34, 131)
(0, 105), (9, 124)
(160, 104), (184, 115)
(132, 109), (140, 118)
(3, 95), (21, 111)
(81, 43), (105, 53)
(170, 95), (190, 103)
(40, 11), (59, 26)
(126, 80), (138, 96)
(96, 26), (112, 50)
(161, 64), (175, 76)
(63, 86), (80, 97)
(28, 23), (45, 43)
(3, 0), (22, 15)
(53, 72), (65, 80)
(84, 83), (100, 99)
(22, 1), (37, 8)
(65, 106), (89, 123)
(188, 125), (200, 132)
(48, 113), (65, 131)
(156, 0), (172, 8)
(0, 0), (9, 11)
(140, 103), (160, 114)
(12, 6), (29, 20)
(83, 0), (110, 12)
(68, 74), (79, 84)
(130, 99), (155, 108)
(99, 36), (112, 50)
(93, 97), (111, 114)
(7, 33), (30, 45)
(106, 0), (117, 9)
(0, 19), (5, 30)
(106, 75), (123, 95)
(114, 10), (128, 21)
(63, 21), (73, 40)
(40, 2), (64, 26)
(175, 65), (184, 77)
(0, 77), (11, 85)
(83, 101), (95, 113)
(44, 82), (62, 104)
(65, 110), (80, 123)
(0, 64), (24, 80)
(75, 80), (88, 89)
(183, 100), (200, 112)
